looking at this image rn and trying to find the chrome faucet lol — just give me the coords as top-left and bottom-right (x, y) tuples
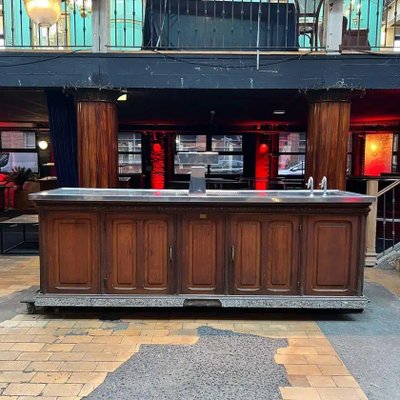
(306, 176), (314, 195)
(319, 176), (328, 196)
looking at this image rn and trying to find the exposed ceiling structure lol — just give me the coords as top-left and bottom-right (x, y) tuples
(0, 89), (399, 131)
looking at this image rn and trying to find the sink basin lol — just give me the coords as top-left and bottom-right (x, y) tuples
(30, 188), (375, 204)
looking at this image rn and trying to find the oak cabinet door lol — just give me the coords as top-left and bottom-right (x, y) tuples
(105, 215), (173, 294)
(180, 215), (225, 294)
(43, 211), (100, 293)
(304, 216), (360, 296)
(231, 216), (300, 294)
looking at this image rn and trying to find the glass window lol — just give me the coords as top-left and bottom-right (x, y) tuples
(118, 133), (142, 152)
(278, 132), (306, 153)
(118, 154), (142, 174)
(174, 134), (244, 175)
(211, 135), (242, 151)
(0, 152), (38, 173)
(209, 155), (244, 174)
(176, 135), (206, 152)
(118, 132), (142, 174)
(1, 131), (36, 149)
(278, 154), (305, 175)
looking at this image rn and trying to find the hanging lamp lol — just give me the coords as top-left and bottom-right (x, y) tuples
(24, 0), (62, 27)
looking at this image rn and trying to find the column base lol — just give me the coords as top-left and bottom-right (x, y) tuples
(365, 251), (377, 267)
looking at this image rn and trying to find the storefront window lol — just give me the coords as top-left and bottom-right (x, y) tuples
(0, 131), (38, 173)
(175, 134), (243, 175)
(278, 132), (306, 175)
(118, 132), (142, 174)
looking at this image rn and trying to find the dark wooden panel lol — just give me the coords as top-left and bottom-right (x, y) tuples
(233, 221), (261, 292)
(143, 220), (169, 290)
(231, 216), (299, 294)
(76, 100), (118, 188)
(263, 219), (299, 293)
(306, 99), (351, 190)
(45, 212), (100, 293)
(106, 218), (138, 292)
(105, 215), (172, 294)
(304, 216), (359, 295)
(181, 215), (224, 294)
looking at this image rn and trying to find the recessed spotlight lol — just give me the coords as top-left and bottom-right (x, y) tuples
(118, 94), (127, 102)
(273, 110), (286, 115)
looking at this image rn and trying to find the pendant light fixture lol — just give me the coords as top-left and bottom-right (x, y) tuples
(23, 0), (62, 27)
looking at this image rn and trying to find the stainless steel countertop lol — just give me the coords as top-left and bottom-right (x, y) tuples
(29, 188), (375, 204)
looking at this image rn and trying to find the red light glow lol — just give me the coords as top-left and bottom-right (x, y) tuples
(364, 133), (393, 176)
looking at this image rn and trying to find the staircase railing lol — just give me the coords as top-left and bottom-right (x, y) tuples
(376, 179), (400, 256)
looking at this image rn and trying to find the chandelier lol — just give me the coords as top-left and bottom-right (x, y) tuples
(66, 0), (92, 17)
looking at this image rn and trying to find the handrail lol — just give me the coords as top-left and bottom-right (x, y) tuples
(377, 179), (400, 197)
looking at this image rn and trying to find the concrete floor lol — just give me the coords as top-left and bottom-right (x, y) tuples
(0, 256), (398, 400)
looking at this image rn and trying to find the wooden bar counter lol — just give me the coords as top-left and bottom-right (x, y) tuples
(29, 188), (374, 311)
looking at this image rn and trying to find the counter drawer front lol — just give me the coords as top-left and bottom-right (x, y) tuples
(304, 216), (359, 296)
(180, 216), (224, 294)
(44, 212), (100, 294)
(231, 216), (299, 294)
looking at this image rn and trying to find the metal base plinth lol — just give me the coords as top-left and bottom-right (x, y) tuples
(30, 294), (369, 311)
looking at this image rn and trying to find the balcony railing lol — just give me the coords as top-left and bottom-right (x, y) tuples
(0, 0), (399, 52)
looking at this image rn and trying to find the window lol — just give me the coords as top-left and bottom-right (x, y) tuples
(0, 3), (4, 48)
(118, 132), (142, 174)
(209, 135), (243, 174)
(0, 131), (38, 173)
(278, 132), (306, 175)
(174, 134), (243, 175)
(393, 133), (399, 172)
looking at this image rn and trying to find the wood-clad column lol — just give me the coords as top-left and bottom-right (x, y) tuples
(306, 90), (351, 190)
(76, 90), (119, 188)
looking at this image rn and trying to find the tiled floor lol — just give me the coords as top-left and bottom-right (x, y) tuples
(0, 256), (398, 400)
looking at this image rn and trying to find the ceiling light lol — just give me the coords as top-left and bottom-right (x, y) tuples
(38, 140), (49, 150)
(117, 94), (127, 102)
(273, 110), (286, 115)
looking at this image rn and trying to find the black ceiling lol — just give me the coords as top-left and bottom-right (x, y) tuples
(0, 89), (400, 130)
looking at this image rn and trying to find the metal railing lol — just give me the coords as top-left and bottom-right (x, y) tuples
(0, 0), (92, 49)
(376, 179), (400, 255)
(0, 0), (400, 52)
(1, 0), (326, 51)
(342, 0), (400, 51)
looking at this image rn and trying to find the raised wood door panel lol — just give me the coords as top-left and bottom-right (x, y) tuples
(262, 220), (300, 293)
(231, 216), (300, 295)
(180, 215), (224, 294)
(143, 220), (169, 291)
(45, 212), (100, 293)
(304, 216), (359, 296)
(105, 215), (173, 294)
(106, 218), (139, 292)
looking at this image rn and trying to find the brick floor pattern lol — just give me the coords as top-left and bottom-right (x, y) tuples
(0, 257), (392, 400)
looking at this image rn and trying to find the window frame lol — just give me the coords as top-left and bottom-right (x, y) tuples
(0, 130), (39, 173)
(276, 131), (307, 177)
(118, 132), (143, 176)
(173, 133), (244, 176)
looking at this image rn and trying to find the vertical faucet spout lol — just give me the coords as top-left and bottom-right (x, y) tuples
(320, 176), (328, 196)
(306, 177), (314, 195)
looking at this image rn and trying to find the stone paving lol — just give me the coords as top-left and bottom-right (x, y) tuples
(0, 256), (397, 400)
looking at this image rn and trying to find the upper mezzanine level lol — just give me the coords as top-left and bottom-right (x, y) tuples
(0, 0), (399, 53)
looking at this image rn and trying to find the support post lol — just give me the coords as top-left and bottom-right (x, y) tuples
(306, 90), (351, 190)
(323, 0), (344, 53)
(365, 179), (378, 267)
(92, 0), (110, 53)
(75, 90), (119, 188)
